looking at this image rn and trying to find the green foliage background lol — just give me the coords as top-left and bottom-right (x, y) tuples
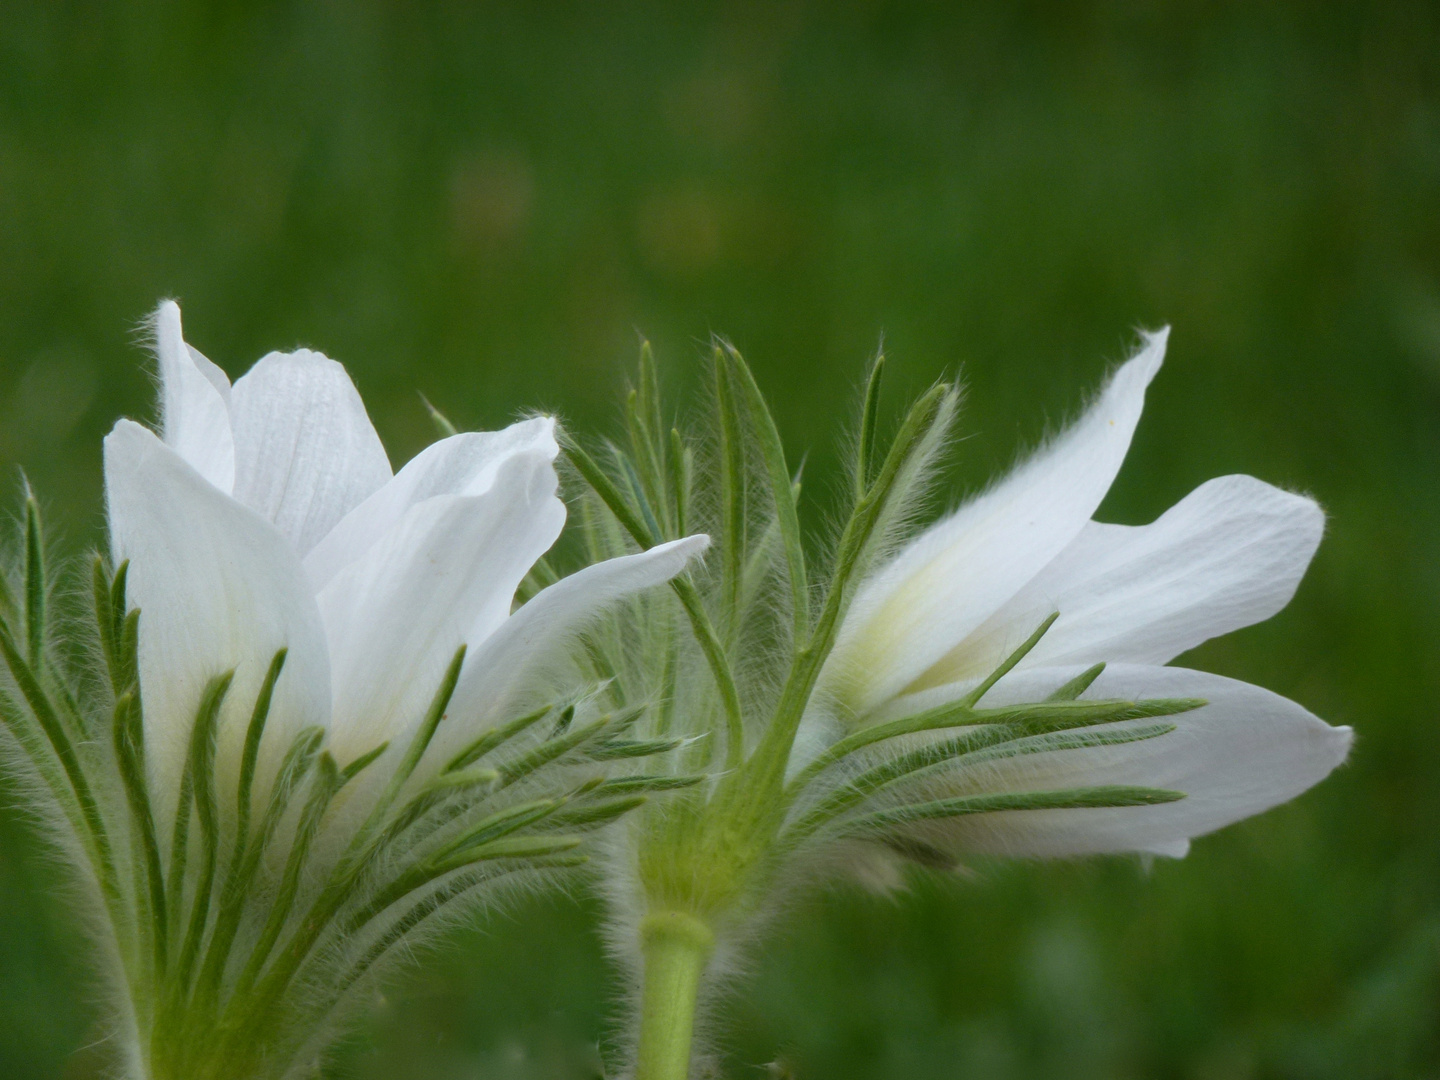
(1, 2), (1437, 1077)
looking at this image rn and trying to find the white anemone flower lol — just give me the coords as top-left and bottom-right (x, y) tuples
(0, 302), (710, 1080)
(815, 329), (1351, 860)
(502, 333), (1353, 1080)
(107, 302), (707, 823)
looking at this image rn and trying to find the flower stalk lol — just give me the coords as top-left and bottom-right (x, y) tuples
(634, 911), (715, 1080)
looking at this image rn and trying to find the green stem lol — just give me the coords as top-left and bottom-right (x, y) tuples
(635, 911), (714, 1080)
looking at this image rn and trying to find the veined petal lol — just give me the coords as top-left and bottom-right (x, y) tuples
(883, 663), (1350, 858)
(153, 301), (235, 493)
(318, 450), (566, 761)
(229, 349), (393, 557)
(910, 474), (1325, 689)
(824, 330), (1168, 718)
(104, 420), (331, 827)
(439, 535), (711, 764)
(304, 417), (558, 593)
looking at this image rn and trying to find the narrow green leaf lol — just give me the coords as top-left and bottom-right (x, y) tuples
(587, 737), (684, 760)
(852, 785), (1186, 831)
(434, 798), (562, 862)
(234, 650), (287, 852)
(194, 726), (323, 1012)
(783, 721), (1177, 848)
(619, 446), (665, 543)
(562, 437), (656, 549)
(92, 557), (118, 689)
(722, 342), (809, 645)
(961, 611), (1060, 707)
(419, 393), (459, 438)
(588, 774), (706, 796)
(855, 348), (885, 498)
(0, 623), (122, 918)
(365, 644), (466, 829)
(549, 703), (576, 737)
(173, 671), (234, 994)
(231, 753), (343, 999)
(425, 766), (499, 793)
(23, 490), (45, 670)
(713, 347), (746, 639)
(638, 339), (664, 459)
(340, 740), (390, 783)
(117, 608), (141, 693)
(109, 559), (130, 639)
(540, 796), (647, 829)
(952, 721), (1179, 767)
(669, 428), (691, 537)
(787, 694), (1203, 800)
(444, 702), (555, 774)
(626, 381), (669, 536)
(112, 691), (168, 978)
(454, 834), (583, 863)
(1047, 663), (1107, 701)
(498, 715), (611, 786)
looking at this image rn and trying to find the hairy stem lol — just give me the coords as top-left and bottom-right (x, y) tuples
(635, 911), (714, 1080)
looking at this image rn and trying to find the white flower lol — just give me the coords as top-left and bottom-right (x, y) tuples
(106, 301), (708, 823)
(816, 329), (1351, 858)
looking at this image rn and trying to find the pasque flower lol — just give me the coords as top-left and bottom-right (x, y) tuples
(562, 331), (1351, 1080)
(0, 301), (706, 1080)
(807, 328), (1350, 863)
(114, 302), (706, 822)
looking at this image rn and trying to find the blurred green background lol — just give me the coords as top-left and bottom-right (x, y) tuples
(2, 1), (1438, 1077)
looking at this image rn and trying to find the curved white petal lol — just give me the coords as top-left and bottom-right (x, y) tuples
(229, 350), (392, 556)
(318, 451), (566, 760)
(824, 330), (1168, 717)
(911, 474), (1325, 689)
(104, 420), (331, 828)
(153, 301), (235, 493)
(304, 417), (558, 594)
(882, 663), (1350, 858)
(440, 535), (711, 763)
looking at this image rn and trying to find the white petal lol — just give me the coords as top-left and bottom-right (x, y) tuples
(153, 301), (235, 492)
(187, 345), (232, 401)
(910, 474), (1325, 689)
(229, 350), (392, 556)
(439, 536), (711, 764)
(885, 663), (1350, 859)
(303, 417), (557, 593)
(318, 451), (566, 761)
(104, 421), (331, 828)
(824, 330), (1168, 717)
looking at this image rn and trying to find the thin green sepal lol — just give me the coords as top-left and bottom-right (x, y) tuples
(848, 784), (1186, 832)
(419, 393), (459, 438)
(856, 348), (885, 498)
(1047, 663), (1107, 701)
(23, 489), (45, 671)
(960, 612), (1060, 708)
(722, 342), (810, 646)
